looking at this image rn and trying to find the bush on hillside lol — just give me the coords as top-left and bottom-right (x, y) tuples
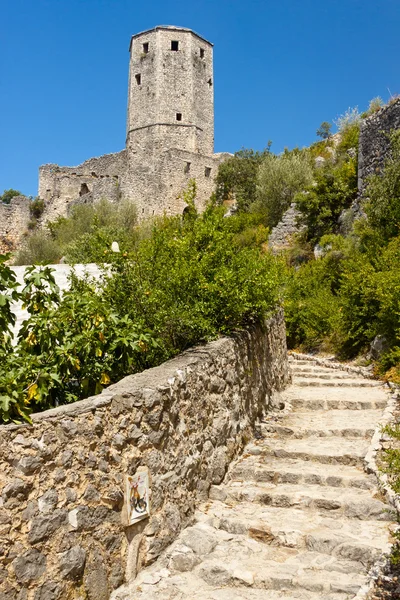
(295, 155), (358, 245)
(256, 150), (313, 228)
(104, 205), (284, 357)
(0, 206), (283, 423)
(0, 189), (22, 204)
(215, 147), (272, 211)
(13, 199), (138, 265)
(14, 231), (62, 265)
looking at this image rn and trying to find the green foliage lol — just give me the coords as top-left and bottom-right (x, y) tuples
(361, 96), (384, 118)
(0, 206), (283, 423)
(0, 266), (160, 423)
(256, 150), (314, 228)
(30, 198), (45, 219)
(316, 121), (332, 140)
(215, 146), (271, 211)
(295, 155), (358, 245)
(334, 106), (361, 133)
(284, 244), (345, 351)
(104, 206), (283, 357)
(14, 199), (138, 265)
(0, 189), (22, 204)
(14, 231), (62, 266)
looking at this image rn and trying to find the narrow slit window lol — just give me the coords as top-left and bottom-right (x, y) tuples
(135, 74), (141, 85)
(176, 112), (182, 121)
(171, 40), (179, 51)
(200, 48), (205, 58)
(184, 162), (191, 174)
(205, 167), (211, 178)
(143, 42), (149, 53)
(207, 78), (213, 87)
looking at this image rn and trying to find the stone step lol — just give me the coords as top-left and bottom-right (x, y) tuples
(288, 358), (320, 365)
(293, 377), (380, 388)
(292, 370), (364, 383)
(283, 385), (388, 411)
(196, 550), (367, 596)
(209, 481), (391, 521)
(246, 436), (370, 466)
(117, 570), (352, 600)
(260, 409), (380, 439)
(228, 455), (376, 489)
(197, 501), (391, 564)
(290, 366), (356, 375)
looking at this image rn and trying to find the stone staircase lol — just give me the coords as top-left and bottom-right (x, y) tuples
(112, 356), (395, 600)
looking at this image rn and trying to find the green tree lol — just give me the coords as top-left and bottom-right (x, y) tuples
(316, 121), (332, 140)
(257, 150), (313, 228)
(215, 146), (271, 212)
(1, 189), (22, 204)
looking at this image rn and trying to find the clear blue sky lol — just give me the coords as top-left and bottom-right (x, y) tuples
(1, 0), (400, 197)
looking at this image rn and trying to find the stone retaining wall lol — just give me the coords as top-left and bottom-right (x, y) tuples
(0, 311), (289, 600)
(358, 98), (400, 191)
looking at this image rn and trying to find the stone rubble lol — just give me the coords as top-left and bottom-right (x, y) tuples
(112, 356), (395, 600)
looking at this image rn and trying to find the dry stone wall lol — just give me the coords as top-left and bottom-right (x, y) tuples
(358, 98), (400, 190)
(268, 203), (305, 253)
(0, 312), (289, 600)
(0, 197), (32, 254)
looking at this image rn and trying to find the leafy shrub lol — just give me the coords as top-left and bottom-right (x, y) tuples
(257, 150), (313, 228)
(104, 206), (284, 357)
(14, 231), (62, 265)
(284, 251), (343, 351)
(0, 206), (283, 423)
(334, 106), (361, 133)
(215, 147), (271, 211)
(13, 199), (138, 265)
(0, 266), (160, 423)
(30, 198), (45, 219)
(295, 155), (358, 245)
(0, 189), (22, 204)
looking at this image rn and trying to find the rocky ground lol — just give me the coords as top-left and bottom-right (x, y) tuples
(111, 356), (396, 600)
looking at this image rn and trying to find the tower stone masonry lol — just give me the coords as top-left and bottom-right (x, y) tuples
(36, 25), (230, 225)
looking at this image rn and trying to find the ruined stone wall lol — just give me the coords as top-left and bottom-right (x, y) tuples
(38, 150), (127, 223)
(0, 197), (32, 254)
(268, 203), (305, 253)
(358, 98), (400, 190)
(122, 149), (230, 219)
(0, 312), (289, 600)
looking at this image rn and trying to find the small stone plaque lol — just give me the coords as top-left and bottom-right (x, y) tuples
(126, 468), (150, 525)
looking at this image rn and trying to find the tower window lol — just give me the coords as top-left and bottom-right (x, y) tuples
(79, 183), (90, 196)
(176, 113), (182, 121)
(184, 162), (191, 174)
(208, 78), (213, 87)
(135, 74), (141, 85)
(205, 167), (211, 178)
(171, 40), (179, 51)
(142, 42), (149, 53)
(200, 48), (205, 58)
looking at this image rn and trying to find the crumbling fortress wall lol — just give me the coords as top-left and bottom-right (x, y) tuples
(0, 313), (289, 600)
(0, 196), (32, 254)
(358, 97), (400, 190)
(38, 150), (127, 223)
(34, 26), (228, 225)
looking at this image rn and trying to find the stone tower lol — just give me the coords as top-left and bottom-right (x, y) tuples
(127, 26), (214, 157)
(37, 25), (230, 225)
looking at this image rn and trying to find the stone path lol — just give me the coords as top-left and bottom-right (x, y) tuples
(112, 356), (395, 600)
